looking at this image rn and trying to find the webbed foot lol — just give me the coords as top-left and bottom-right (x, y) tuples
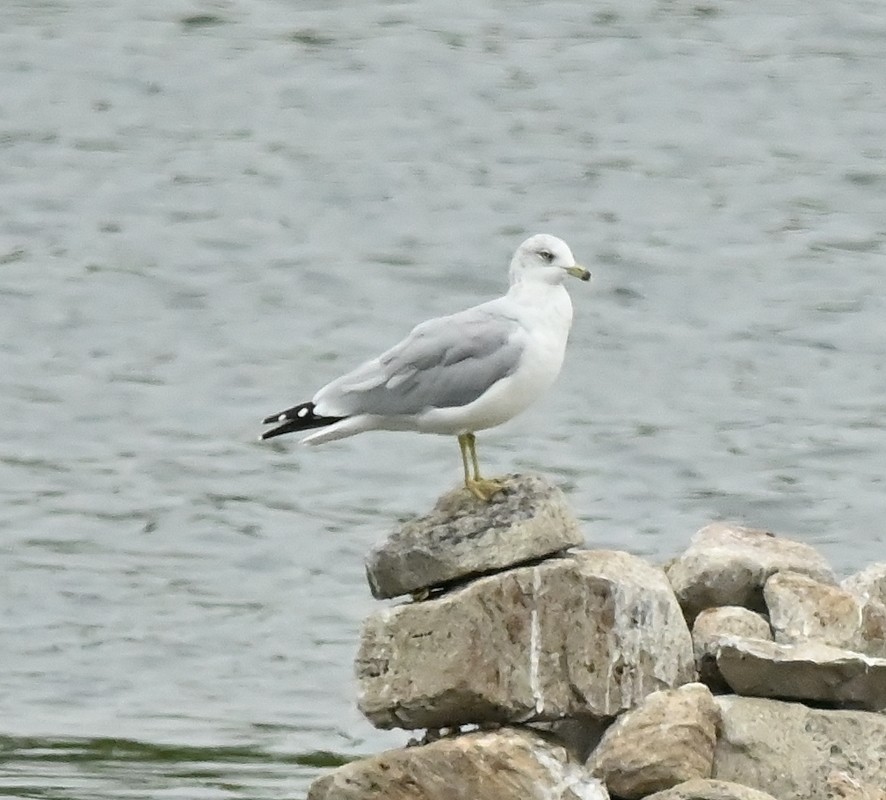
(466, 477), (505, 502)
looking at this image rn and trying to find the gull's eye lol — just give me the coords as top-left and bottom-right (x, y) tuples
(538, 250), (554, 263)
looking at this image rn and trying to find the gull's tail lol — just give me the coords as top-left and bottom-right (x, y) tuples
(260, 402), (344, 440)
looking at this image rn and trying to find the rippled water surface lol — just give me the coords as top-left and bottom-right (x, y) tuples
(1, 0), (885, 796)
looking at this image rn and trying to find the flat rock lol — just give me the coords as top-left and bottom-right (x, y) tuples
(643, 779), (780, 800)
(843, 562), (886, 608)
(365, 473), (584, 599)
(713, 695), (886, 800)
(691, 607), (772, 692)
(357, 550), (696, 729)
(714, 636), (886, 711)
(587, 683), (719, 799)
(306, 727), (609, 800)
(765, 571), (886, 658)
(665, 523), (835, 623)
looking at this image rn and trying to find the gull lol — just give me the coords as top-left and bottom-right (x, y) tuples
(261, 234), (590, 501)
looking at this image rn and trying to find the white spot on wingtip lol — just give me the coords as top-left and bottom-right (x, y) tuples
(277, 413), (286, 422)
(297, 407), (309, 418)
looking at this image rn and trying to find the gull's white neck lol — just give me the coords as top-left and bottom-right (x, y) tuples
(505, 274), (574, 330)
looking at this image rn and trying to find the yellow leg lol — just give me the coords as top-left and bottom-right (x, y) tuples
(458, 433), (472, 486)
(458, 432), (504, 502)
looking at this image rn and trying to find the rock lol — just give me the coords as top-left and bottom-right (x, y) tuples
(357, 550), (696, 730)
(691, 607), (772, 692)
(306, 727), (609, 800)
(764, 571), (886, 658)
(528, 717), (613, 762)
(664, 523), (835, 623)
(826, 771), (886, 800)
(713, 695), (886, 800)
(365, 473), (584, 599)
(643, 779), (781, 800)
(586, 683), (719, 799)
(713, 636), (886, 711)
(843, 562), (886, 607)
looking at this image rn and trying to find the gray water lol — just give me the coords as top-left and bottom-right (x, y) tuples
(1, 0), (885, 797)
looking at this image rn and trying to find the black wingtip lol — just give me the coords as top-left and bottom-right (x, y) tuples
(261, 420), (302, 440)
(262, 401), (313, 427)
(260, 401), (345, 439)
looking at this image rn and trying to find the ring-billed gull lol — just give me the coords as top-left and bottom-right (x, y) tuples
(261, 233), (590, 501)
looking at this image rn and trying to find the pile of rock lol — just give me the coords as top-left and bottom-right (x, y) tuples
(307, 474), (886, 800)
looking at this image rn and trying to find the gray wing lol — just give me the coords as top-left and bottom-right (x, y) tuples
(313, 305), (524, 417)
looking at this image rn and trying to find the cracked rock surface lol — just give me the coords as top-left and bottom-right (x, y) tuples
(357, 550), (695, 730)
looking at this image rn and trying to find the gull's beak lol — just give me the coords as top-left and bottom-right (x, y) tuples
(566, 264), (592, 282)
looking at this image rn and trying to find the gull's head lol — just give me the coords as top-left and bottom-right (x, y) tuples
(509, 234), (591, 286)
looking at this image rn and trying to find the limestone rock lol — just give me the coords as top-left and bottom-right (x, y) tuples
(357, 550), (696, 729)
(843, 562), (886, 608)
(765, 571), (886, 658)
(643, 779), (781, 800)
(365, 473), (584, 599)
(826, 771), (886, 800)
(691, 607), (772, 691)
(713, 636), (886, 711)
(665, 523), (834, 623)
(306, 727), (609, 800)
(713, 695), (886, 800)
(586, 683), (719, 799)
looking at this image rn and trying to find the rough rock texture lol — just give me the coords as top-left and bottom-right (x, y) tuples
(843, 562), (886, 608)
(664, 523), (835, 623)
(643, 779), (780, 800)
(765, 571), (886, 658)
(826, 771), (886, 800)
(691, 607), (772, 691)
(713, 695), (886, 800)
(586, 683), (719, 799)
(714, 636), (886, 711)
(365, 473), (584, 599)
(306, 727), (609, 800)
(357, 550), (696, 729)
